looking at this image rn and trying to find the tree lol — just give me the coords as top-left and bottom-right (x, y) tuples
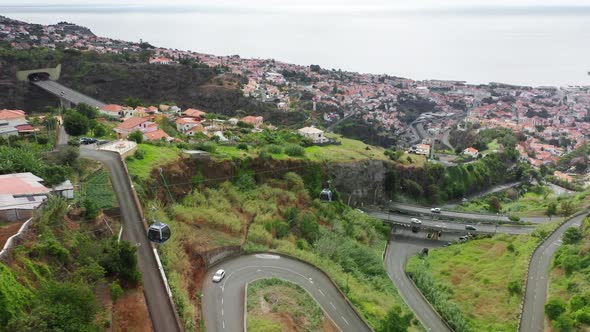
(563, 227), (583, 244)
(545, 298), (567, 320)
(127, 130), (143, 144)
(82, 198), (100, 220)
(546, 201), (558, 220)
(380, 306), (412, 332)
(76, 103), (98, 119)
(552, 313), (574, 332)
(488, 196), (502, 213)
(560, 201), (575, 217)
(63, 111), (89, 136)
(124, 97), (142, 108)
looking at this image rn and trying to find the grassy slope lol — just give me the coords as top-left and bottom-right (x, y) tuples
(80, 169), (118, 209)
(247, 278), (332, 332)
(126, 144), (182, 180)
(406, 222), (560, 331)
(153, 174), (415, 331)
(212, 135), (390, 163)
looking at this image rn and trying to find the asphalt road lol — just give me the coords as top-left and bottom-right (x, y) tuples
(385, 232), (451, 332)
(56, 125), (68, 146)
(202, 254), (371, 332)
(388, 201), (552, 224)
(519, 213), (585, 332)
(33, 80), (106, 108)
(368, 211), (535, 235)
(80, 148), (181, 332)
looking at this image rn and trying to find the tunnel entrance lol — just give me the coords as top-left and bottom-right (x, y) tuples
(28, 72), (51, 82)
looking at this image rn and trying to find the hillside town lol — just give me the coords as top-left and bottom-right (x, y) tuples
(2, 15), (590, 171)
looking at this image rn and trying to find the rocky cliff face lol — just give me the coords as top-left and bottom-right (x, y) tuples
(328, 159), (389, 207)
(145, 156), (390, 207)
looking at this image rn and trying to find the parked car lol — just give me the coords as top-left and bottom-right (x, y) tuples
(465, 225), (477, 231)
(410, 218), (422, 225)
(355, 208), (365, 214)
(212, 269), (226, 283)
(430, 207), (441, 213)
(79, 137), (97, 145)
(458, 235), (469, 242)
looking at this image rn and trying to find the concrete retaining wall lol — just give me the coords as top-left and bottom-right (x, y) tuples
(202, 246), (243, 267)
(0, 218), (33, 260)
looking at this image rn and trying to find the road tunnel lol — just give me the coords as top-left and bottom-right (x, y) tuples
(28, 72), (51, 82)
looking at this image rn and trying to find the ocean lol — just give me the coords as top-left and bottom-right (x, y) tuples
(3, 3), (590, 87)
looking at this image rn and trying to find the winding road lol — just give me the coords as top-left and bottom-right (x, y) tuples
(385, 232), (451, 332)
(80, 148), (181, 332)
(519, 213), (585, 332)
(202, 254), (371, 332)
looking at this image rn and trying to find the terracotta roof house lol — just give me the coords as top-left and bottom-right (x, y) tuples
(240, 116), (263, 128)
(0, 110), (26, 124)
(175, 117), (202, 133)
(149, 56), (174, 65)
(0, 173), (50, 221)
(144, 129), (172, 142)
(99, 104), (126, 118)
(182, 108), (207, 119)
(463, 147), (479, 158)
(115, 117), (158, 138)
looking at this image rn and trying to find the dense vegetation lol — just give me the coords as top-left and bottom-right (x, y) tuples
(247, 278), (329, 332)
(385, 152), (522, 203)
(547, 218), (590, 331)
(406, 222), (561, 332)
(150, 171), (414, 331)
(0, 196), (140, 331)
(0, 138), (78, 187)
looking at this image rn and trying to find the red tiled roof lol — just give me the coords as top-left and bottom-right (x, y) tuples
(117, 117), (149, 130)
(144, 129), (170, 141)
(101, 104), (124, 113)
(183, 108), (206, 118)
(0, 109), (26, 120)
(0, 173), (50, 195)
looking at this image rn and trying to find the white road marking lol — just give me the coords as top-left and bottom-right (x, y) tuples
(319, 289), (325, 296)
(330, 302), (336, 310)
(221, 297), (223, 304)
(221, 308), (224, 316)
(222, 320), (225, 329)
(255, 254), (280, 259)
(341, 316), (349, 325)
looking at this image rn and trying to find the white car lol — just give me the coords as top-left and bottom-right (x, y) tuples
(430, 207), (441, 213)
(410, 218), (422, 225)
(212, 269), (226, 283)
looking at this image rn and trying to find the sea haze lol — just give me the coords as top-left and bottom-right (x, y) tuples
(2, 3), (590, 87)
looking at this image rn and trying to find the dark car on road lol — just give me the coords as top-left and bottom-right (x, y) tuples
(79, 137), (98, 145)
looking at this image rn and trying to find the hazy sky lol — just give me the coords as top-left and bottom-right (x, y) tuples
(3, 0), (590, 8)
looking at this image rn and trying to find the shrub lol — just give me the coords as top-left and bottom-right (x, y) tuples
(110, 281), (124, 302)
(552, 314), (574, 332)
(284, 144), (305, 157)
(134, 149), (145, 160)
(258, 150), (272, 160)
(563, 227), (583, 244)
(127, 130), (143, 144)
(82, 198), (100, 220)
(508, 215), (520, 222)
(266, 144), (283, 154)
(545, 298), (567, 320)
(237, 143), (249, 150)
(576, 308), (590, 325)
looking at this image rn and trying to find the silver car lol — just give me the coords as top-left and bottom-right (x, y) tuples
(212, 269), (226, 283)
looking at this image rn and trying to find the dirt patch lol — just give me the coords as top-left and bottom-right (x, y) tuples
(320, 317), (339, 332)
(112, 288), (153, 332)
(0, 222), (23, 248)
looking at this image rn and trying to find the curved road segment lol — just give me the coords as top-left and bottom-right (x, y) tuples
(519, 213), (585, 332)
(80, 149), (181, 332)
(385, 235), (451, 332)
(368, 211), (535, 235)
(202, 254), (371, 332)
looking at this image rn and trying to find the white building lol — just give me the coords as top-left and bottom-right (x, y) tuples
(298, 126), (329, 144)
